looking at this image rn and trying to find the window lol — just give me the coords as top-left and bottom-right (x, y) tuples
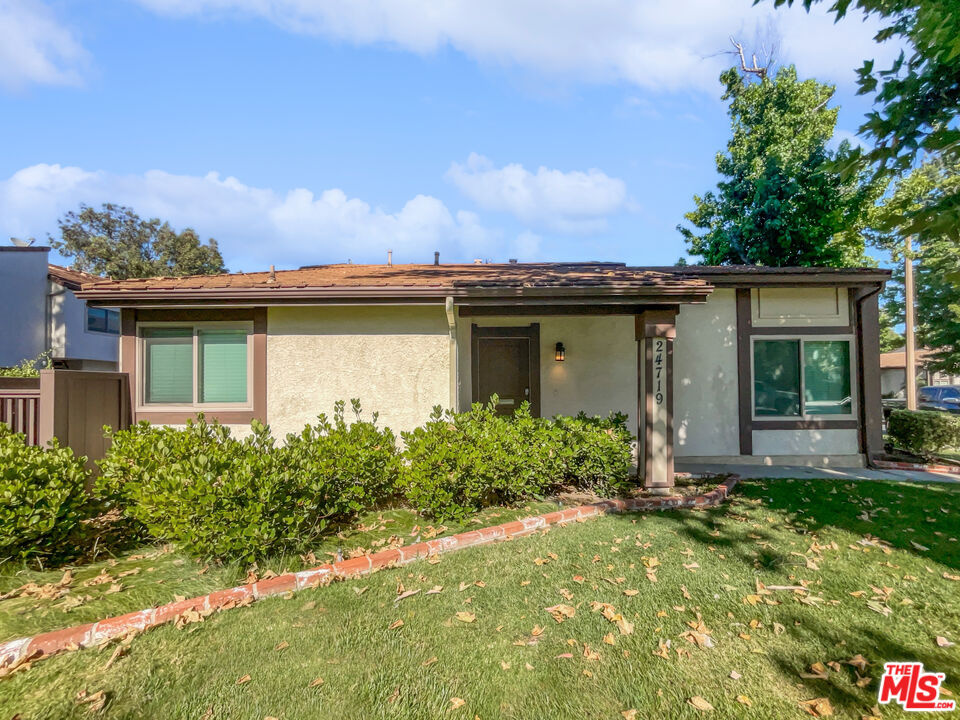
(753, 338), (853, 417)
(140, 324), (251, 407)
(87, 307), (120, 334)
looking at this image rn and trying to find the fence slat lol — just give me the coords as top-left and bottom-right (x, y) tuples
(0, 381), (42, 446)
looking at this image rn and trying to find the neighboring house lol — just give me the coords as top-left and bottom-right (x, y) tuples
(77, 262), (889, 484)
(879, 349), (960, 397)
(0, 245), (119, 370)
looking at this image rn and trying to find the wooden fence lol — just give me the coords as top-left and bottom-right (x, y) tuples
(0, 377), (41, 445)
(0, 371), (130, 467)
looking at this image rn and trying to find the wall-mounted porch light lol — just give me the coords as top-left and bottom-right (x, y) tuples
(555, 342), (565, 362)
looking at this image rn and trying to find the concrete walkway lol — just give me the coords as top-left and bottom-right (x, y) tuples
(676, 462), (959, 484)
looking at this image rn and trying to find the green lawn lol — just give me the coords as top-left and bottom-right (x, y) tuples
(0, 501), (559, 643)
(2, 478), (959, 719)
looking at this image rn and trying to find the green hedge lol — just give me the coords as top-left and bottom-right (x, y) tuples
(97, 402), (399, 562)
(398, 400), (631, 520)
(0, 423), (90, 562)
(888, 409), (960, 458)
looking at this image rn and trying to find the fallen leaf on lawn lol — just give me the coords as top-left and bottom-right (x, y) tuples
(729, 670), (742, 680)
(308, 677), (324, 688)
(681, 585), (692, 599)
(387, 687), (400, 703)
(500, 661), (510, 670)
(735, 695), (752, 707)
(455, 612), (476, 623)
(353, 586), (368, 595)
(572, 575), (585, 584)
(388, 619), (404, 630)
(427, 586), (444, 595)
(555, 652), (573, 659)
(603, 632), (616, 645)
(683, 562), (700, 572)
(653, 638), (671, 659)
(681, 630), (714, 649)
(622, 710), (638, 720)
(936, 636), (955, 648)
(396, 589), (420, 602)
(800, 662), (829, 679)
(449, 697), (466, 710)
(845, 654), (869, 671)
(687, 695), (714, 712)
(525, 662), (534, 671)
(236, 675), (251, 685)
(428, 554), (441, 565)
(911, 541), (929, 551)
(944, 572), (960, 581)
(422, 657), (438, 667)
(458, 582), (471, 592)
(623, 589), (639, 597)
(75, 690), (106, 712)
(855, 672), (872, 688)
(531, 625), (545, 637)
(773, 622), (786, 635)
(274, 641), (289, 652)
(545, 604), (576, 623)
(583, 644), (600, 661)
(798, 697), (834, 717)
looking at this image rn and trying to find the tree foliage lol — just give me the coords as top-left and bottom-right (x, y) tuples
(769, 0), (960, 238)
(679, 65), (878, 266)
(873, 157), (960, 373)
(51, 203), (226, 280)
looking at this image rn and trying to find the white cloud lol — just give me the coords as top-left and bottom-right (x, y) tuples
(0, 0), (89, 90)
(132, 0), (902, 92)
(0, 163), (511, 269)
(446, 153), (627, 233)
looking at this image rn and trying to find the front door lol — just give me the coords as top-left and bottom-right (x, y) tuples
(471, 324), (540, 416)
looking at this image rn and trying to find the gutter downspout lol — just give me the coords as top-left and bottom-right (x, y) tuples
(445, 296), (457, 411)
(853, 282), (884, 465)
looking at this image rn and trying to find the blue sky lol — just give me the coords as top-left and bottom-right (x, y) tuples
(0, 0), (899, 271)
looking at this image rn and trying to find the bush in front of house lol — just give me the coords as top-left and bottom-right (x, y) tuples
(0, 423), (91, 562)
(398, 400), (632, 520)
(887, 409), (960, 458)
(98, 405), (399, 562)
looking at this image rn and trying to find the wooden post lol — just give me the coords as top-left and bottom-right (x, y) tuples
(904, 236), (917, 410)
(636, 309), (677, 493)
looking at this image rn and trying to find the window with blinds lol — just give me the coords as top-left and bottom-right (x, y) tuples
(140, 324), (251, 407)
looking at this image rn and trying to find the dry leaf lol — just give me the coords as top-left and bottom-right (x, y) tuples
(729, 670), (742, 680)
(308, 677), (324, 688)
(449, 697), (466, 710)
(422, 657), (438, 667)
(735, 695), (753, 707)
(688, 696), (714, 712)
(455, 611), (476, 623)
(544, 604), (576, 623)
(274, 641), (289, 652)
(798, 697), (834, 717)
(622, 710), (638, 720)
(237, 674), (251, 685)
(388, 619), (404, 630)
(936, 636), (955, 648)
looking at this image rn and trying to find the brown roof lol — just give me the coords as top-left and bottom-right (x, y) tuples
(76, 262), (889, 306)
(880, 349), (933, 369)
(48, 264), (101, 291)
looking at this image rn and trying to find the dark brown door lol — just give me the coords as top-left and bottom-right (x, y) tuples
(477, 338), (529, 415)
(471, 324), (541, 417)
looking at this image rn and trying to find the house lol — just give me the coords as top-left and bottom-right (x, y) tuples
(77, 261), (889, 488)
(0, 245), (119, 371)
(880, 349), (960, 397)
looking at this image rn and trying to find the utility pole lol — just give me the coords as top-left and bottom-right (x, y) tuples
(904, 235), (917, 410)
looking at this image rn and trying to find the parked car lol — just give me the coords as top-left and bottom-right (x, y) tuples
(919, 385), (960, 414)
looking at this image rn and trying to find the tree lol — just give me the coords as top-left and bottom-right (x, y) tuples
(679, 64), (879, 266)
(878, 304), (904, 353)
(872, 157), (960, 373)
(769, 0), (960, 238)
(51, 204), (226, 279)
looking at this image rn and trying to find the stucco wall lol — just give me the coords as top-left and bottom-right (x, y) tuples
(267, 306), (450, 438)
(457, 314), (638, 431)
(752, 429), (860, 456)
(673, 289), (740, 457)
(0, 248), (48, 366)
(48, 281), (119, 366)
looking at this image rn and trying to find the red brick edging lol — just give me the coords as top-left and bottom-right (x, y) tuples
(0, 477), (738, 671)
(872, 459), (960, 476)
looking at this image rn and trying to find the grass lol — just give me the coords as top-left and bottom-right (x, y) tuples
(0, 501), (559, 643)
(2, 478), (960, 719)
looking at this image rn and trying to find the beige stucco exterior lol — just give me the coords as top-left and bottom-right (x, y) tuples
(673, 289), (740, 457)
(457, 313), (638, 430)
(266, 306), (451, 439)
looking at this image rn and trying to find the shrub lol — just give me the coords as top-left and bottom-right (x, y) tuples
(888, 409), (960, 458)
(0, 350), (52, 378)
(398, 400), (632, 520)
(98, 404), (399, 562)
(0, 423), (90, 562)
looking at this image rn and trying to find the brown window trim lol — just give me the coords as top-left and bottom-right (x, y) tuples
(120, 307), (266, 425)
(470, 323), (541, 417)
(736, 288), (866, 455)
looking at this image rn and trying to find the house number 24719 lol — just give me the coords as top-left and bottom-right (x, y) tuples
(654, 338), (665, 406)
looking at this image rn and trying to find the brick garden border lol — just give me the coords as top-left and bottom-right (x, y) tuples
(873, 459), (960, 476)
(0, 476), (738, 672)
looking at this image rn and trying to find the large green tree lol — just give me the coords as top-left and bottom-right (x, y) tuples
(679, 65), (878, 266)
(51, 203), (226, 280)
(769, 0), (960, 238)
(872, 157), (960, 373)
